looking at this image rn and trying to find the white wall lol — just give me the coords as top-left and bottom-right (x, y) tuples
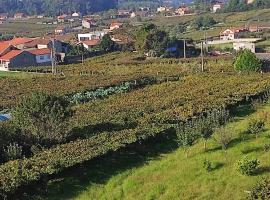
(36, 54), (51, 64)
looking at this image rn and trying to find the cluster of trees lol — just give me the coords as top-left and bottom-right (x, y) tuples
(0, 0), (117, 16)
(192, 15), (217, 30)
(135, 24), (187, 57)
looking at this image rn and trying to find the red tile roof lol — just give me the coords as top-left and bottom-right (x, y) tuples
(24, 38), (51, 48)
(110, 22), (123, 27)
(27, 48), (51, 55)
(0, 50), (22, 61)
(8, 37), (34, 46)
(0, 42), (11, 54)
(82, 39), (100, 46)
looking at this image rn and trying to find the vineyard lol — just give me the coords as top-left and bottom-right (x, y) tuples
(0, 52), (232, 109)
(1, 52), (270, 198)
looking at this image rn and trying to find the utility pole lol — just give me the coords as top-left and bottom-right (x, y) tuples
(201, 41), (204, 72)
(51, 38), (57, 74)
(183, 39), (186, 59)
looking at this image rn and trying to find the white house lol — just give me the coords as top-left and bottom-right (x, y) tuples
(82, 18), (95, 29)
(72, 12), (81, 18)
(233, 42), (255, 53)
(28, 48), (52, 64)
(220, 28), (247, 40)
(213, 4), (222, 13)
(78, 30), (109, 42)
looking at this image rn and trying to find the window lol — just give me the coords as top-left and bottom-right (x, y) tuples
(47, 55), (51, 59)
(40, 55), (44, 60)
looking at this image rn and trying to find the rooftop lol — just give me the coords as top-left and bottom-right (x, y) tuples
(0, 50), (22, 61)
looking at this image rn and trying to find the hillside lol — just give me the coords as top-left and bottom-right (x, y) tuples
(0, 0), (117, 16)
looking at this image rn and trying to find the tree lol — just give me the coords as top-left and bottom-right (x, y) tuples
(176, 122), (198, 158)
(12, 93), (73, 147)
(144, 29), (169, 57)
(193, 15), (217, 30)
(99, 34), (115, 52)
(135, 23), (157, 53)
(214, 127), (232, 151)
(234, 49), (262, 72)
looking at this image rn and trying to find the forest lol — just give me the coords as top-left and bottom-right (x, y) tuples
(0, 0), (117, 16)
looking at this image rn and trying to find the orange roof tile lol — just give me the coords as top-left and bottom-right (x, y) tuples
(0, 50), (23, 61)
(27, 48), (51, 55)
(9, 37), (34, 46)
(0, 42), (11, 54)
(82, 39), (100, 46)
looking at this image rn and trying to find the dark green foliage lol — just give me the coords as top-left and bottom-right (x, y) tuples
(249, 178), (270, 199)
(236, 156), (259, 176)
(203, 159), (213, 172)
(0, 0), (117, 15)
(248, 118), (265, 138)
(3, 143), (22, 162)
(193, 15), (217, 30)
(176, 121), (198, 157)
(135, 24), (157, 53)
(234, 50), (262, 72)
(222, 0), (250, 12)
(99, 34), (116, 53)
(67, 44), (88, 56)
(12, 93), (73, 147)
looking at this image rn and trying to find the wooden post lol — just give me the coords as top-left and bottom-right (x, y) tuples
(201, 41), (204, 72)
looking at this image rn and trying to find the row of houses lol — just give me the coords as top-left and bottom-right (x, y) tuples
(0, 37), (67, 71)
(78, 21), (124, 50)
(220, 26), (270, 40)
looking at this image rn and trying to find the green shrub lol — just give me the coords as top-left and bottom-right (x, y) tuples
(234, 49), (262, 72)
(214, 127), (232, 151)
(3, 143), (22, 162)
(248, 118), (265, 139)
(12, 93), (73, 147)
(249, 178), (270, 199)
(236, 156), (259, 176)
(203, 159), (213, 172)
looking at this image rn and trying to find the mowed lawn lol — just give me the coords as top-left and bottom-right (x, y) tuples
(41, 102), (270, 200)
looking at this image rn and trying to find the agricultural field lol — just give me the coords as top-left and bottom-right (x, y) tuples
(0, 52), (233, 109)
(2, 51), (270, 199)
(0, 18), (57, 37)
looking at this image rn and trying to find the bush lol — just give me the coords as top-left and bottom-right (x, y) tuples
(3, 143), (23, 162)
(248, 118), (265, 139)
(236, 156), (259, 176)
(12, 93), (73, 147)
(203, 159), (213, 172)
(234, 49), (262, 72)
(249, 178), (270, 199)
(214, 127), (232, 151)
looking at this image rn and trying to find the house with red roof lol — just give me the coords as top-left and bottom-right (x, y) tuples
(14, 13), (26, 19)
(82, 18), (96, 29)
(0, 50), (36, 71)
(0, 42), (17, 56)
(7, 37), (35, 49)
(27, 48), (52, 65)
(81, 39), (100, 50)
(220, 28), (248, 40)
(110, 22), (123, 30)
(175, 6), (190, 16)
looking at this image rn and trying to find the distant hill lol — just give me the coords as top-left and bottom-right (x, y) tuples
(0, 0), (117, 16)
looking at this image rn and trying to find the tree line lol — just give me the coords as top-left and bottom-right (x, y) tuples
(0, 0), (117, 16)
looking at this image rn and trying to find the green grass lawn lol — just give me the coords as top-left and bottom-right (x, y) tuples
(33, 102), (270, 200)
(0, 71), (43, 78)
